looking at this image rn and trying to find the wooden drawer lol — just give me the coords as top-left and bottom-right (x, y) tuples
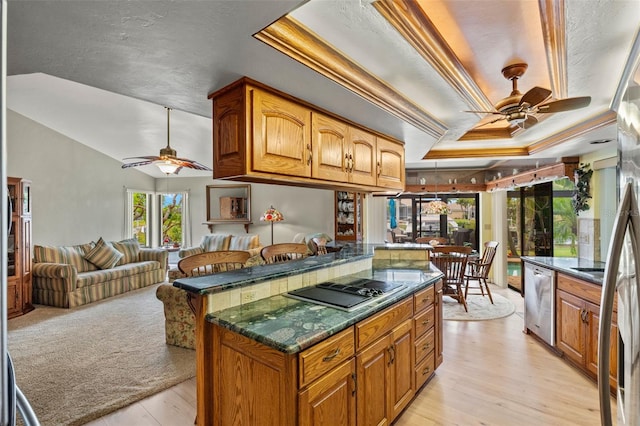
(299, 326), (355, 388)
(414, 304), (435, 338)
(414, 286), (435, 314)
(557, 273), (616, 311)
(414, 328), (434, 365)
(356, 297), (413, 351)
(415, 350), (435, 390)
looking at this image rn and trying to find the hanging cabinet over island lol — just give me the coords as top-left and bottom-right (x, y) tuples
(209, 77), (405, 192)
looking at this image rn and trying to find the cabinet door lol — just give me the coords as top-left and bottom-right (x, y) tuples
(356, 336), (390, 426)
(375, 137), (405, 190)
(311, 113), (349, 182)
(299, 359), (356, 426)
(586, 302), (617, 390)
(252, 88), (312, 177)
(213, 86), (247, 178)
(556, 289), (586, 366)
(7, 277), (21, 316)
(348, 127), (377, 186)
(389, 320), (414, 420)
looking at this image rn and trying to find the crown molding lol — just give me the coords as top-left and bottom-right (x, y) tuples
(538, 0), (567, 98)
(373, 0), (494, 113)
(527, 110), (616, 154)
(423, 146), (530, 160)
(254, 15), (446, 138)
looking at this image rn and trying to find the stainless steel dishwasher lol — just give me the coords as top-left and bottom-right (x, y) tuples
(524, 263), (555, 346)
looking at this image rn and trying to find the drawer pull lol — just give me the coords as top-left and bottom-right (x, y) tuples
(322, 348), (341, 362)
(422, 343), (431, 350)
(422, 366), (431, 376)
(421, 298), (428, 303)
(422, 319), (430, 326)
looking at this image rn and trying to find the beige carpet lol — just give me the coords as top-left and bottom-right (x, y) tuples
(443, 292), (515, 321)
(7, 284), (196, 426)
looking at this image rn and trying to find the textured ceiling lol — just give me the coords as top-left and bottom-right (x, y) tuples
(6, 0), (640, 178)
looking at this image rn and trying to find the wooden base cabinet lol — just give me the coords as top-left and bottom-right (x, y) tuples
(207, 287), (441, 426)
(356, 319), (413, 426)
(556, 273), (617, 393)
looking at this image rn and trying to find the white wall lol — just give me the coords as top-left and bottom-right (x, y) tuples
(7, 110), (335, 248)
(7, 110), (155, 245)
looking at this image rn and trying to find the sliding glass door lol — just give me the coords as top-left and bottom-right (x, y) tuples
(387, 193), (479, 250)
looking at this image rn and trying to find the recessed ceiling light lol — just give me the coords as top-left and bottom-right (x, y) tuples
(590, 139), (613, 145)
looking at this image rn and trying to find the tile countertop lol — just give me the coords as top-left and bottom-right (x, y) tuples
(173, 242), (435, 295)
(207, 259), (443, 354)
(521, 256), (607, 285)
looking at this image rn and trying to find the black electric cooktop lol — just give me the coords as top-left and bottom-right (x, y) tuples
(286, 279), (404, 311)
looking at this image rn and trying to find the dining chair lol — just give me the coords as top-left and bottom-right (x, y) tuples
(464, 241), (499, 304)
(261, 243), (308, 264)
(310, 237), (328, 255)
(178, 250), (251, 277)
(431, 245), (472, 311)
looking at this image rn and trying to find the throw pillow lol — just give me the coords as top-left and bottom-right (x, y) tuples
(84, 237), (123, 270)
(200, 234), (231, 252)
(112, 238), (141, 266)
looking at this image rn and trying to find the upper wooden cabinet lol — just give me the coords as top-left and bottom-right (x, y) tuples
(253, 89), (312, 177)
(311, 113), (349, 182)
(376, 136), (405, 190)
(209, 77), (405, 192)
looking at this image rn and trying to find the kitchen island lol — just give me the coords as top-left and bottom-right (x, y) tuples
(174, 244), (443, 426)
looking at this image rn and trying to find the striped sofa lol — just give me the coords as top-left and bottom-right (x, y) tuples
(177, 233), (262, 259)
(168, 233), (262, 282)
(32, 238), (168, 308)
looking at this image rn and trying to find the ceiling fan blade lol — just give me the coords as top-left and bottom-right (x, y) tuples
(121, 160), (154, 169)
(122, 155), (161, 161)
(520, 115), (538, 129)
(537, 96), (591, 113)
(519, 86), (552, 108)
(463, 110), (504, 115)
(474, 116), (506, 129)
(173, 157), (212, 171)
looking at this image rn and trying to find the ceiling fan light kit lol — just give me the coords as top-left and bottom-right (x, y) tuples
(121, 107), (212, 175)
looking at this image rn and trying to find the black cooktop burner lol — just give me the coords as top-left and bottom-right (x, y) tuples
(317, 279), (403, 297)
(286, 279), (405, 311)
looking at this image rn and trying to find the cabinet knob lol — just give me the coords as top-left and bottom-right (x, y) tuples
(422, 366), (431, 376)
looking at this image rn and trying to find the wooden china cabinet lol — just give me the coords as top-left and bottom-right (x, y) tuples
(7, 177), (33, 319)
(335, 191), (363, 242)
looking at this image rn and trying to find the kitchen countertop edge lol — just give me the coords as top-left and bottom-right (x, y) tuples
(521, 256), (606, 285)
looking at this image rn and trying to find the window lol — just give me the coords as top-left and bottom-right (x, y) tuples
(386, 193), (480, 250)
(126, 189), (190, 248)
(160, 192), (184, 247)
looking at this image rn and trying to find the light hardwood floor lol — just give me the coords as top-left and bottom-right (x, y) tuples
(86, 286), (613, 425)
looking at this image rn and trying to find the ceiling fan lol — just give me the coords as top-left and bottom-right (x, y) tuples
(465, 63), (591, 130)
(121, 107), (212, 175)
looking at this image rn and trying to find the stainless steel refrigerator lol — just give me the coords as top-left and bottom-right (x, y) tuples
(598, 28), (640, 426)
